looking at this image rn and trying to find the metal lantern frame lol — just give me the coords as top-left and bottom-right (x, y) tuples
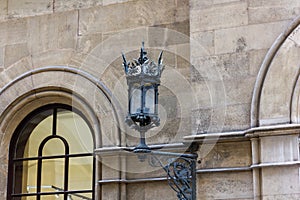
(122, 43), (198, 200)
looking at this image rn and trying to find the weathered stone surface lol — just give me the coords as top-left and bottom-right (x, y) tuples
(224, 77), (256, 105)
(223, 103), (251, 131)
(190, 1), (248, 32)
(249, 6), (300, 24)
(0, 46), (3, 67)
(0, 1), (7, 20)
(79, 0), (185, 35)
(213, 0), (242, 4)
(4, 56), (32, 80)
(190, 0), (243, 8)
(27, 11), (78, 54)
(4, 43), (29, 68)
(149, 20), (190, 47)
(103, 0), (134, 6)
(249, 49), (268, 76)
(199, 141), (252, 168)
(198, 171), (253, 199)
(31, 49), (73, 68)
(144, 182), (176, 200)
(260, 135), (299, 163)
(8, 0), (53, 17)
(76, 33), (103, 54)
(101, 184), (120, 199)
(55, 0), (103, 12)
(191, 52), (251, 82)
(191, 31), (214, 55)
(0, 18), (27, 46)
(215, 20), (290, 54)
(249, 0), (300, 7)
(261, 166), (300, 198)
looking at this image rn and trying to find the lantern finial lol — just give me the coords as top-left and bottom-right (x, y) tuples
(122, 43), (164, 79)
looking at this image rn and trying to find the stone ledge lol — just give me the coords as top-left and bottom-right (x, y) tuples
(184, 123), (300, 142)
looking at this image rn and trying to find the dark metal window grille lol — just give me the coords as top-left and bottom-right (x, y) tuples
(7, 104), (95, 200)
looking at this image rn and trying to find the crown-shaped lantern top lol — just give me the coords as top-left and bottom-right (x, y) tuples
(122, 42), (164, 83)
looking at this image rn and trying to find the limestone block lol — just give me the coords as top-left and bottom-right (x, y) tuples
(8, 0), (53, 17)
(76, 33), (102, 54)
(289, 25), (300, 46)
(101, 184), (119, 199)
(0, 18), (27, 46)
(213, 0), (242, 4)
(79, 0), (180, 35)
(215, 20), (290, 54)
(0, 46), (3, 67)
(55, 0), (103, 12)
(31, 49), (73, 68)
(249, 0), (300, 7)
(103, 0), (134, 6)
(31, 71), (65, 89)
(144, 182), (176, 200)
(260, 135), (299, 163)
(223, 103), (251, 131)
(4, 56), (32, 80)
(249, 6), (300, 24)
(249, 49), (268, 76)
(191, 52), (250, 81)
(4, 43), (29, 68)
(199, 141), (251, 168)
(191, 31), (214, 56)
(224, 77), (256, 105)
(149, 21), (190, 47)
(261, 166), (300, 199)
(0, 75), (33, 111)
(27, 11), (78, 54)
(101, 156), (122, 179)
(0, 0), (7, 20)
(174, 0), (189, 23)
(198, 171), (253, 199)
(190, 1), (248, 33)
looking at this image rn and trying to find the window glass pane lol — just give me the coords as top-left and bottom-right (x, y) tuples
(145, 88), (155, 114)
(57, 109), (93, 154)
(11, 105), (94, 199)
(130, 88), (141, 114)
(69, 157), (93, 191)
(18, 113), (53, 159)
(41, 158), (65, 193)
(14, 160), (38, 194)
(42, 138), (65, 156)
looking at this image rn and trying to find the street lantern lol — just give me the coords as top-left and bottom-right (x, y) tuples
(122, 42), (163, 152)
(121, 43), (198, 200)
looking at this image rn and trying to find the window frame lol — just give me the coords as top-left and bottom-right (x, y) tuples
(7, 103), (95, 200)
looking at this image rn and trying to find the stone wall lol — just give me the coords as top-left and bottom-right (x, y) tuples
(0, 0), (299, 200)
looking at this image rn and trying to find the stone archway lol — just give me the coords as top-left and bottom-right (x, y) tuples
(0, 63), (122, 199)
(251, 15), (300, 127)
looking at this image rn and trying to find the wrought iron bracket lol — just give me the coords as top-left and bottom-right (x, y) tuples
(125, 147), (198, 200)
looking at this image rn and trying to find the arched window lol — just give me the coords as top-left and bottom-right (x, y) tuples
(7, 104), (95, 200)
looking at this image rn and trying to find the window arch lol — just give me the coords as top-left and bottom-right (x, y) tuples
(7, 104), (95, 200)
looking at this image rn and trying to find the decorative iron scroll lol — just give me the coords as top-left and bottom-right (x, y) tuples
(148, 151), (198, 200)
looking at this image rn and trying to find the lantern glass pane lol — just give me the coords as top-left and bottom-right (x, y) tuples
(145, 88), (155, 114)
(130, 88), (141, 114)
